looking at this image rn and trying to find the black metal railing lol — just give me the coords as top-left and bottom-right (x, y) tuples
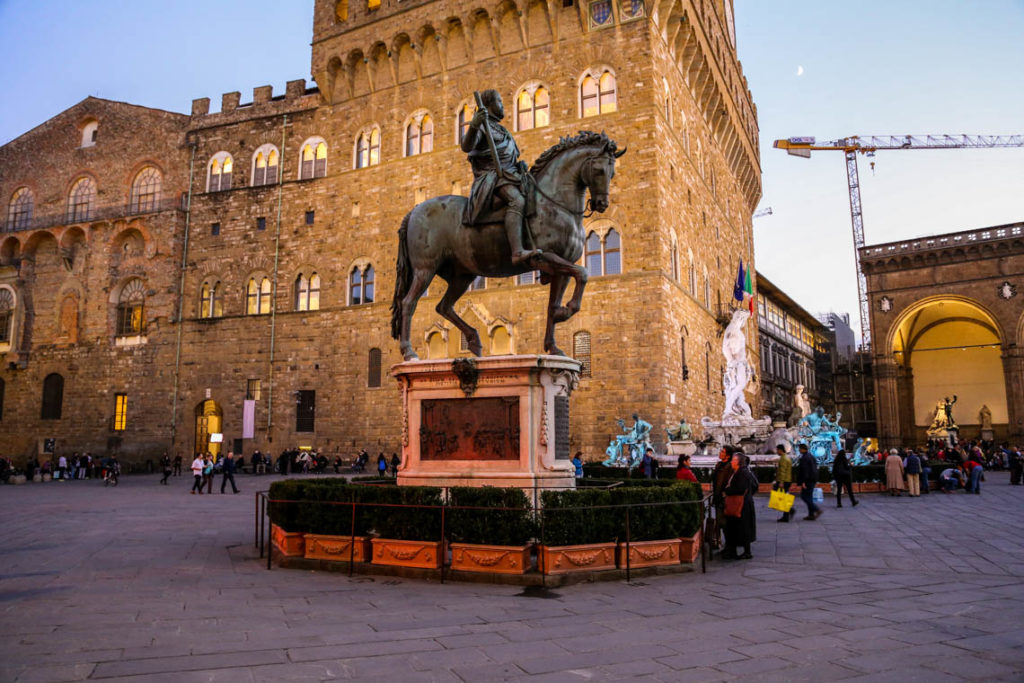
(2, 194), (185, 234)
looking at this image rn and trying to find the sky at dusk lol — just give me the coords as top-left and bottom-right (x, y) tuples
(1, 0), (1022, 340)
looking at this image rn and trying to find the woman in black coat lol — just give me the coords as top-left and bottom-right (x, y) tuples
(832, 449), (858, 508)
(722, 453), (759, 560)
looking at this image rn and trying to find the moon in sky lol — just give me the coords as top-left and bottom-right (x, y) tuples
(796, 65), (805, 76)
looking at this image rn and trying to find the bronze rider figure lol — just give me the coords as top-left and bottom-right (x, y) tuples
(461, 89), (542, 265)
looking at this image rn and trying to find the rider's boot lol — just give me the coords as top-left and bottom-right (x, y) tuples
(505, 208), (541, 265)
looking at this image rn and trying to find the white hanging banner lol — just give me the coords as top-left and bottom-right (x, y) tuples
(242, 400), (255, 439)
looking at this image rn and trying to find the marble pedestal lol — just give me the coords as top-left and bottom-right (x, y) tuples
(392, 355), (579, 491)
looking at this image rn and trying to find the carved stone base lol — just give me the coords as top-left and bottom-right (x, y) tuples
(617, 539), (681, 569)
(539, 542), (617, 574)
(304, 534), (371, 562)
(392, 355), (579, 491)
(666, 440), (697, 456)
(371, 538), (443, 569)
(450, 543), (532, 574)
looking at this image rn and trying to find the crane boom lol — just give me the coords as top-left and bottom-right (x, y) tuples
(773, 133), (1024, 348)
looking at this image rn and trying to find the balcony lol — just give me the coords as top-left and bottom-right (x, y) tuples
(2, 194), (186, 234)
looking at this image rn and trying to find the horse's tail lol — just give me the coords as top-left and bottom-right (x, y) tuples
(389, 212), (413, 340)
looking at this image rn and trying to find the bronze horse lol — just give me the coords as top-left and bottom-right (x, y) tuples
(390, 131), (625, 360)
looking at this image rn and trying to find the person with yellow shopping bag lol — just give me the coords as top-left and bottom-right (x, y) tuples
(771, 444), (795, 522)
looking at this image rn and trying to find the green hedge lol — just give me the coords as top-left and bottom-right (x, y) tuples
(447, 486), (536, 546)
(269, 480), (703, 547)
(540, 482), (701, 546)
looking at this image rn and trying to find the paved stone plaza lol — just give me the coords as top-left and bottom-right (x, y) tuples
(2, 473), (1023, 682)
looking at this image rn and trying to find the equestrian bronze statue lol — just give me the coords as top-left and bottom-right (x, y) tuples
(390, 89), (625, 360)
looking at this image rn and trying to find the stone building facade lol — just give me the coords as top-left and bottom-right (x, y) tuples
(755, 274), (831, 423)
(0, 0), (761, 464)
(861, 221), (1024, 446)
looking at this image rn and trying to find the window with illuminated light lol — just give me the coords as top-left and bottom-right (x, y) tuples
(199, 280), (223, 319)
(116, 278), (146, 337)
(580, 69), (617, 118)
(246, 277), (272, 315)
(0, 287), (13, 344)
(355, 127), (381, 168)
(207, 152), (233, 192)
(299, 138), (328, 179)
(251, 144), (279, 186)
(405, 113), (434, 157)
(295, 272), (321, 311)
(516, 85), (550, 131)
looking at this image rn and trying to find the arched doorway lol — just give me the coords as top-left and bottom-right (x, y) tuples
(887, 297), (1007, 443)
(194, 399), (223, 456)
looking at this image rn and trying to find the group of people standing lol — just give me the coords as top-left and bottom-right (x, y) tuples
(187, 452), (239, 495)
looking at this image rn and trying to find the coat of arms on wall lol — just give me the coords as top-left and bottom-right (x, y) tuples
(998, 281), (1017, 300)
(879, 296), (893, 313)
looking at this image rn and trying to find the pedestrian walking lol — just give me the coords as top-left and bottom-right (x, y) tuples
(159, 452), (172, 485)
(190, 454), (204, 494)
(721, 453), (758, 560)
(832, 448), (858, 507)
(710, 446), (735, 551)
(57, 454), (67, 481)
(390, 452), (400, 477)
(377, 453), (387, 476)
(904, 450), (922, 497)
(572, 451), (584, 479)
(795, 443), (822, 520)
(220, 452), (240, 494)
(1010, 446), (1022, 485)
(173, 453), (183, 476)
(773, 444), (794, 521)
(204, 454), (214, 494)
(885, 449), (905, 496)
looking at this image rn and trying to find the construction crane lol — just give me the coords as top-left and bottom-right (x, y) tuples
(773, 134), (1024, 347)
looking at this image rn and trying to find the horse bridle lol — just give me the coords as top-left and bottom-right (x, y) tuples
(533, 154), (608, 219)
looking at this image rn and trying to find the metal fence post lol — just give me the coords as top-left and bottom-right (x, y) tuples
(624, 505), (631, 583)
(349, 500), (356, 577)
(440, 503), (447, 584)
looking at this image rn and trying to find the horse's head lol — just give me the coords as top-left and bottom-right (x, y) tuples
(582, 136), (626, 214)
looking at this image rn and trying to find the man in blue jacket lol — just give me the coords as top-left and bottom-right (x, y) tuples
(795, 444), (822, 520)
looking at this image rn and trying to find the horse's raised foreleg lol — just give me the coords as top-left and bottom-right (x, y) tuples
(543, 274), (571, 356)
(436, 273), (483, 356)
(535, 253), (588, 324)
(399, 269), (434, 361)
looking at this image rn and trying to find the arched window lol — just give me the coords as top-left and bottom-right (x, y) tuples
(427, 331), (446, 359)
(516, 85), (550, 131)
(491, 325), (511, 355)
(7, 187), (33, 230)
(251, 145), (279, 186)
(367, 348), (382, 388)
(350, 265), (374, 305)
(41, 373), (64, 420)
(295, 272), (321, 311)
(246, 277), (272, 315)
(456, 103), (473, 144)
(584, 229), (622, 276)
(199, 280), (222, 319)
(67, 177), (95, 222)
(573, 331), (592, 377)
(207, 152), (233, 192)
(81, 120), (98, 148)
(116, 278), (146, 336)
(130, 167), (162, 213)
(299, 138), (328, 179)
(355, 127), (381, 168)
(0, 287), (13, 344)
(405, 114), (434, 156)
(580, 69), (617, 118)
(585, 231), (602, 275)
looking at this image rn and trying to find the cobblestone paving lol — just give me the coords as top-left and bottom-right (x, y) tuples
(2, 472), (1023, 681)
